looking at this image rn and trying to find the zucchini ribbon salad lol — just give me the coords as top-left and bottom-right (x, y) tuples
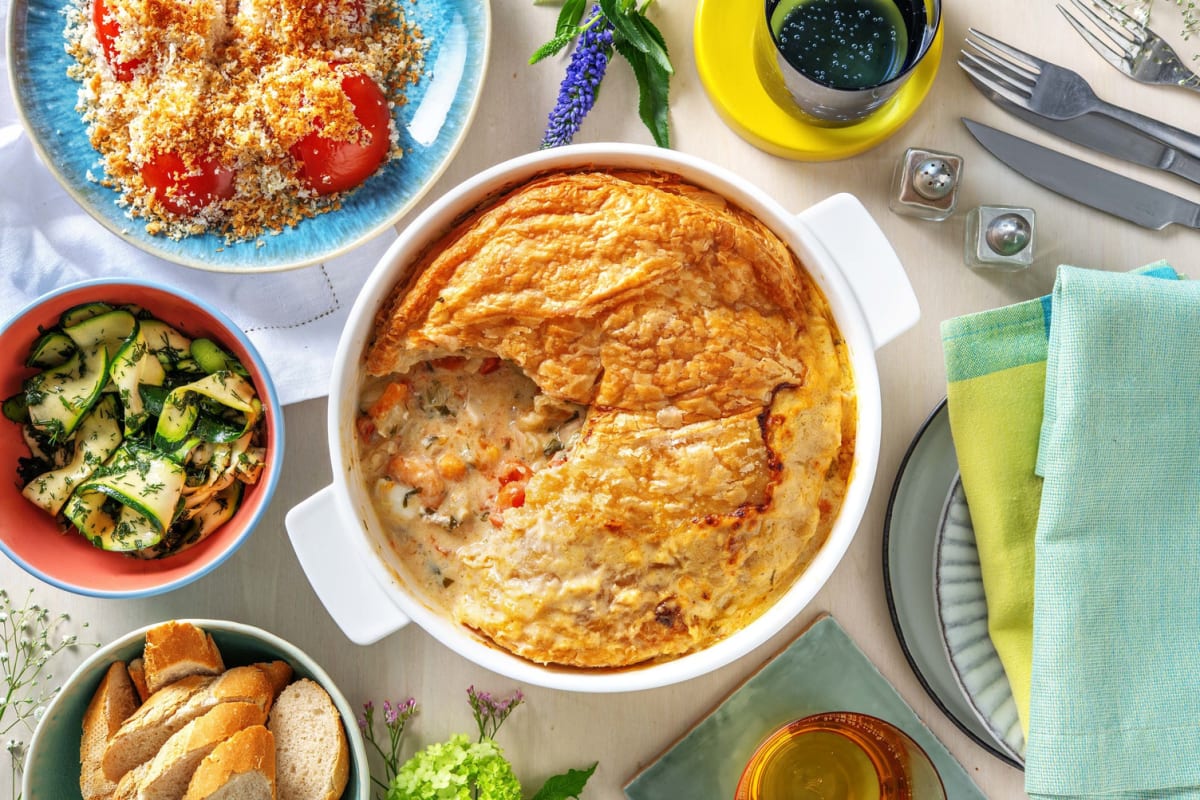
(3, 303), (267, 558)
(64, 0), (425, 240)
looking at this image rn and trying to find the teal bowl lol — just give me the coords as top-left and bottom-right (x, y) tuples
(22, 619), (368, 800)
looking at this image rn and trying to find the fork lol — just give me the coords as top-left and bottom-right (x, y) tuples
(1057, 0), (1200, 93)
(960, 29), (1200, 164)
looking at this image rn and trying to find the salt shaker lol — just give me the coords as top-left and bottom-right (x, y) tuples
(964, 206), (1036, 271)
(889, 148), (963, 221)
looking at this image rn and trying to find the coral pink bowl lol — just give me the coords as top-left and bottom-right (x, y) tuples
(0, 279), (283, 597)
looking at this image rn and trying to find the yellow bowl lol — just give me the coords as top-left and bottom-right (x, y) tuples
(694, 0), (943, 160)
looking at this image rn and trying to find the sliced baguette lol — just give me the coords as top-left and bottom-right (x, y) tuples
(127, 658), (151, 704)
(81, 662), (140, 800)
(103, 666), (274, 782)
(268, 679), (349, 800)
(183, 724), (276, 800)
(143, 622), (225, 695)
(252, 660), (294, 700)
(120, 701), (267, 800)
(103, 675), (214, 781)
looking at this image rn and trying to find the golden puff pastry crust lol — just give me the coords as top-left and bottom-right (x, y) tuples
(361, 169), (855, 668)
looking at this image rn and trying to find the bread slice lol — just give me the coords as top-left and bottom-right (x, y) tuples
(103, 666), (274, 782)
(268, 679), (349, 800)
(127, 658), (151, 704)
(81, 662), (140, 800)
(103, 675), (213, 781)
(143, 622), (225, 695)
(252, 660), (294, 701)
(118, 701), (267, 800)
(183, 724), (276, 800)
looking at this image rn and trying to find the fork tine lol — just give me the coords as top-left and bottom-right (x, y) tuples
(965, 28), (1046, 73)
(1058, 4), (1137, 75)
(959, 49), (1036, 93)
(958, 57), (1036, 109)
(1089, 0), (1150, 41)
(1066, 0), (1139, 51)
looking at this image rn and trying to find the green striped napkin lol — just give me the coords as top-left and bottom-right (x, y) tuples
(1025, 266), (1200, 799)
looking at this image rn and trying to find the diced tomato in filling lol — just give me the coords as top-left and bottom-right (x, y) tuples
(496, 460), (531, 486)
(140, 152), (235, 215)
(496, 481), (525, 511)
(290, 71), (391, 195)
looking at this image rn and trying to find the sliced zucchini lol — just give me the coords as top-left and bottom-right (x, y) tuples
(138, 384), (169, 416)
(2, 392), (29, 423)
(139, 319), (193, 367)
(154, 371), (258, 452)
(135, 481), (243, 559)
(64, 309), (137, 360)
(62, 492), (120, 550)
(192, 414), (246, 443)
(63, 492), (164, 553)
(59, 301), (114, 328)
(110, 324), (166, 435)
(75, 444), (185, 536)
(190, 339), (249, 377)
(21, 395), (122, 515)
(26, 331), (76, 369)
(24, 345), (109, 442)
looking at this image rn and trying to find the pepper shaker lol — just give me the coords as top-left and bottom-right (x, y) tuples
(964, 205), (1036, 271)
(889, 148), (963, 221)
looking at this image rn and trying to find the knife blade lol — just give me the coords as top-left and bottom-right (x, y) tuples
(962, 74), (1200, 187)
(962, 118), (1200, 231)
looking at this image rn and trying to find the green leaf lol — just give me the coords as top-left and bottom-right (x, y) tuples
(555, 0), (588, 34)
(614, 39), (671, 147)
(528, 762), (599, 800)
(630, 12), (673, 76)
(599, 0), (655, 53)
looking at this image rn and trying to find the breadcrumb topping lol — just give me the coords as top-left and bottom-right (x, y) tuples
(64, 0), (425, 241)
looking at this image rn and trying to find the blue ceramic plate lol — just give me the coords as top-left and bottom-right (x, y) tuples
(5, 0), (491, 272)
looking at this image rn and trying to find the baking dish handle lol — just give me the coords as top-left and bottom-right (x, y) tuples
(286, 486), (411, 645)
(796, 193), (919, 350)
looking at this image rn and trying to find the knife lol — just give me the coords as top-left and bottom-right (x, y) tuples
(962, 75), (1200, 187)
(962, 118), (1200, 231)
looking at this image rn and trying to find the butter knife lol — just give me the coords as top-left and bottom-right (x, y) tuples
(963, 118), (1200, 231)
(962, 74), (1200, 187)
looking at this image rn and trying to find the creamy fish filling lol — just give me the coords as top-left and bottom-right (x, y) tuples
(357, 356), (585, 603)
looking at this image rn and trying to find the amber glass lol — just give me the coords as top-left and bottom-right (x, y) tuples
(734, 712), (946, 800)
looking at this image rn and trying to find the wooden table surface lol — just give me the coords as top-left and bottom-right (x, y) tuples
(3, 2), (1198, 799)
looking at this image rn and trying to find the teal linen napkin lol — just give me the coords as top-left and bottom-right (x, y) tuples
(1025, 266), (1200, 799)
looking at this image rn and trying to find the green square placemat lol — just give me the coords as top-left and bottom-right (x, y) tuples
(624, 615), (985, 799)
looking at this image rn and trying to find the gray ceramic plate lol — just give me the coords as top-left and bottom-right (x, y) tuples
(6, 0), (490, 272)
(934, 476), (1026, 763)
(882, 399), (1023, 769)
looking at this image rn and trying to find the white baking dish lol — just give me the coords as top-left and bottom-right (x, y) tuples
(286, 143), (918, 692)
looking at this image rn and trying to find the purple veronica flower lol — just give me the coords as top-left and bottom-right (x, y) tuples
(541, 7), (614, 149)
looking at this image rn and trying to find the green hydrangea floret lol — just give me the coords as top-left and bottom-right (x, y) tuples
(388, 734), (522, 800)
